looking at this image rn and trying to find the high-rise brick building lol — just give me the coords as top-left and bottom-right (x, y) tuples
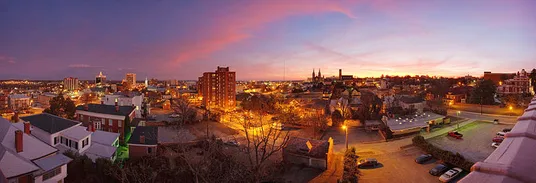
(198, 66), (236, 109)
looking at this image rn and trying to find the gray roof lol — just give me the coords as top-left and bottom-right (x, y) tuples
(84, 143), (117, 161)
(1, 118), (57, 161)
(385, 112), (444, 131)
(284, 137), (330, 159)
(61, 125), (91, 141)
(76, 104), (135, 116)
(20, 113), (79, 134)
(128, 126), (158, 145)
(91, 130), (119, 146)
(33, 154), (72, 172)
(399, 96), (425, 104)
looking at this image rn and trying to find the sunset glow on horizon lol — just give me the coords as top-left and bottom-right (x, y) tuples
(1, 0), (535, 80)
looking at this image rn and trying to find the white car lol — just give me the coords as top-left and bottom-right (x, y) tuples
(496, 131), (507, 136)
(439, 167), (463, 182)
(491, 142), (500, 148)
(169, 114), (180, 118)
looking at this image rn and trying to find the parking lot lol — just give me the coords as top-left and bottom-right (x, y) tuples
(357, 146), (465, 183)
(427, 121), (514, 162)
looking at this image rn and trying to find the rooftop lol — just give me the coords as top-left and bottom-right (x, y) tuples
(91, 130), (119, 146)
(76, 104), (135, 116)
(398, 96), (425, 104)
(284, 137), (330, 159)
(21, 113), (80, 134)
(61, 125), (91, 141)
(385, 112), (444, 131)
(1, 118), (57, 161)
(128, 126), (158, 145)
(84, 142), (117, 161)
(32, 153), (72, 172)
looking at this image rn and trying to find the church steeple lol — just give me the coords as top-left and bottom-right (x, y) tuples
(312, 69), (316, 79)
(318, 68), (322, 78)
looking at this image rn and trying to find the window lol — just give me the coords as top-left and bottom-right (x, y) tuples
(75, 142), (78, 150)
(54, 137), (58, 145)
(147, 147), (153, 154)
(118, 120), (122, 127)
(42, 167), (61, 181)
(68, 140), (71, 147)
(108, 119), (112, 126)
(82, 138), (86, 148)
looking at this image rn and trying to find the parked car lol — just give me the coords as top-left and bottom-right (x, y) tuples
(225, 140), (239, 146)
(439, 167), (463, 182)
(491, 142), (500, 148)
(429, 164), (450, 176)
(447, 131), (463, 139)
(169, 113), (180, 118)
(492, 136), (504, 143)
(357, 158), (379, 168)
(502, 128), (512, 133)
(415, 154), (433, 164)
(496, 131), (506, 136)
(494, 119), (499, 123)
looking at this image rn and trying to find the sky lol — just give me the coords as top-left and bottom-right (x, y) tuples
(1, 0), (535, 80)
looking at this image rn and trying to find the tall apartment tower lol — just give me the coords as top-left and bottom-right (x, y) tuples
(198, 66), (236, 109)
(63, 77), (79, 91)
(96, 71), (107, 86)
(126, 73), (136, 87)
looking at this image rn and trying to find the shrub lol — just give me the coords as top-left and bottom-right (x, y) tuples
(412, 136), (474, 171)
(341, 147), (359, 183)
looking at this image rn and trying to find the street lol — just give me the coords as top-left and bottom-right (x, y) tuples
(447, 110), (519, 124)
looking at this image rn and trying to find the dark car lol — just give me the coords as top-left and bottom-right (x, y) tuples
(502, 128), (512, 133)
(447, 131), (463, 139)
(492, 136), (504, 143)
(357, 158), (378, 168)
(429, 164), (450, 176)
(415, 154), (433, 164)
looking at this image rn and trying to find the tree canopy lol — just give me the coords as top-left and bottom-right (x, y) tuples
(44, 94), (76, 119)
(468, 79), (497, 105)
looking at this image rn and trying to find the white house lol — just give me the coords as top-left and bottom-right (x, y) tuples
(19, 113), (119, 162)
(0, 118), (71, 183)
(101, 92), (145, 118)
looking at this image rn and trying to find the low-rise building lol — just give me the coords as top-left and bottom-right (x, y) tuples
(127, 126), (158, 160)
(398, 96), (426, 113)
(76, 104), (135, 142)
(283, 137), (333, 170)
(19, 113), (119, 162)
(36, 93), (58, 108)
(496, 69), (534, 96)
(101, 92), (145, 118)
(445, 86), (473, 104)
(0, 117), (72, 183)
(8, 94), (31, 110)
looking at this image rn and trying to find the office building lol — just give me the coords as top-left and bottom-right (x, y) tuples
(125, 73), (136, 88)
(197, 66), (236, 109)
(96, 72), (107, 86)
(63, 77), (79, 91)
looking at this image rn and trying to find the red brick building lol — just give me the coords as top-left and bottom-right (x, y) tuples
(197, 66), (236, 109)
(75, 104), (135, 142)
(127, 126), (158, 160)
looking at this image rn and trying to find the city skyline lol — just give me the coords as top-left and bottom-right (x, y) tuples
(1, 0), (536, 80)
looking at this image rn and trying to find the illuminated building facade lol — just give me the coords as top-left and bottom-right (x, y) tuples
(125, 73), (136, 88)
(63, 77), (79, 91)
(96, 72), (107, 86)
(198, 66), (236, 109)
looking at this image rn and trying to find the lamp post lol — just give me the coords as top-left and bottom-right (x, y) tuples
(509, 106), (513, 116)
(342, 125), (348, 150)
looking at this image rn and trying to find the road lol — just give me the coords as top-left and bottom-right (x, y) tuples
(447, 110), (519, 124)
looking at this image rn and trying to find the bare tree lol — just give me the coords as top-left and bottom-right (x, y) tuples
(171, 97), (197, 126)
(237, 108), (291, 176)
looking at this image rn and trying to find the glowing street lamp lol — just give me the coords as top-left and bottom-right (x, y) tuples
(342, 125), (348, 150)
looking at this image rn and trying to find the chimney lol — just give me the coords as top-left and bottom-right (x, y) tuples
(115, 98), (119, 112)
(139, 135), (145, 144)
(15, 130), (23, 153)
(339, 69), (342, 80)
(23, 121), (31, 135)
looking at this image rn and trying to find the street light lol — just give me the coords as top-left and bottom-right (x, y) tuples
(342, 125), (348, 150)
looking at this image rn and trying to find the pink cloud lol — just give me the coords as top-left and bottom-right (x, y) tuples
(173, 0), (360, 64)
